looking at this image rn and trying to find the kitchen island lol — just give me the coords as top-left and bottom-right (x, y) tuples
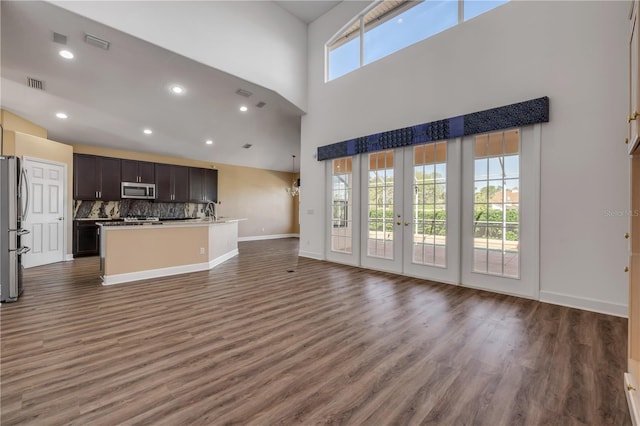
(99, 218), (244, 285)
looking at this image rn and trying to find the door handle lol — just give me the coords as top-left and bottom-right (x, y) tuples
(58, 217), (63, 221)
(629, 111), (640, 122)
(21, 169), (30, 222)
(396, 221), (401, 225)
(404, 222), (411, 226)
(625, 233), (630, 239)
(16, 246), (31, 255)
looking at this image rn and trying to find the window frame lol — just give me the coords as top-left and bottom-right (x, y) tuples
(325, 0), (509, 82)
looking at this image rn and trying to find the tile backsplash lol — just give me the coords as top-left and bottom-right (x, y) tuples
(74, 200), (206, 219)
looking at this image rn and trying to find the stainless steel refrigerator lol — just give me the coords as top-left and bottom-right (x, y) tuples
(1, 156), (30, 302)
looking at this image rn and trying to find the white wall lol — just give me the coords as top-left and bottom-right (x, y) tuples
(49, 0), (309, 112)
(302, 1), (630, 316)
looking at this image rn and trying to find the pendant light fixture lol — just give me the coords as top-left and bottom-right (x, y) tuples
(286, 154), (300, 197)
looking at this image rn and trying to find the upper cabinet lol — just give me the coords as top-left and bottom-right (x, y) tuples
(189, 168), (218, 203)
(631, 0), (640, 154)
(73, 154), (121, 201)
(73, 154), (216, 204)
(121, 160), (155, 184)
(155, 164), (189, 202)
(204, 169), (218, 203)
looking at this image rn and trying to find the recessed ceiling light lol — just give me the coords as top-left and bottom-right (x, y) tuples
(55, 112), (68, 119)
(170, 85), (184, 94)
(59, 49), (74, 59)
(205, 139), (213, 145)
(143, 129), (153, 135)
(239, 106), (248, 112)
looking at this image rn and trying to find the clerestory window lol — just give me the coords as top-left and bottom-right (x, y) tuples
(326, 0), (509, 81)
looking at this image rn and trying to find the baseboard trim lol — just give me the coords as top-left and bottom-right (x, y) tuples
(103, 249), (239, 286)
(539, 290), (628, 318)
(298, 250), (324, 260)
(238, 234), (299, 242)
(103, 262), (209, 285)
(65, 254), (74, 261)
(208, 249), (239, 269)
(624, 373), (640, 425)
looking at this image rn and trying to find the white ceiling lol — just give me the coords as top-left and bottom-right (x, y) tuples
(0, 1), (336, 172)
(274, 1), (341, 24)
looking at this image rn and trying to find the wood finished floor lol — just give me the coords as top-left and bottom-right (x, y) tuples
(0, 238), (630, 425)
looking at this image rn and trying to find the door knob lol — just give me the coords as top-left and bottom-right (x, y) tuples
(626, 138), (630, 145)
(405, 222), (410, 226)
(396, 221), (401, 225)
(58, 217), (63, 221)
(625, 233), (630, 239)
(625, 266), (629, 272)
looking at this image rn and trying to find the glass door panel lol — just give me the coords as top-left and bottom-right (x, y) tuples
(331, 158), (353, 253)
(461, 126), (540, 299)
(361, 150), (403, 273)
(367, 151), (395, 259)
(326, 157), (360, 265)
(411, 142), (447, 267)
(403, 140), (461, 284)
(472, 130), (520, 278)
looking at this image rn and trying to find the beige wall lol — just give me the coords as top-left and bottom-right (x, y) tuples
(1, 109), (48, 155)
(74, 144), (298, 238)
(11, 131), (74, 257)
(104, 226), (209, 275)
(1, 110), (47, 139)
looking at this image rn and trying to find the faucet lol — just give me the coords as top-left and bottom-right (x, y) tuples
(204, 201), (217, 221)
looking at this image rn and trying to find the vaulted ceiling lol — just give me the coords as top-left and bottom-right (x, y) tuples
(1, 1), (341, 172)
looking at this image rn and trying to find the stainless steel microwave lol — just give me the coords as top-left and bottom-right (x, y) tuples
(121, 182), (156, 200)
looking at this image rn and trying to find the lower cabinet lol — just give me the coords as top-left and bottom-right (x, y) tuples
(73, 221), (102, 257)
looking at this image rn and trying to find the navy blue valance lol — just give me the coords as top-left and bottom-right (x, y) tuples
(317, 96), (549, 161)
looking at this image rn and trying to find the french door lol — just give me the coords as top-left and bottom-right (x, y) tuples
(359, 141), (460, 284)
(327, 125), (539, 299)
(460, 126), (540, 298)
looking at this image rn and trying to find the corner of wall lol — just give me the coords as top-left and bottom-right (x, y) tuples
(0, 110), (47, 139)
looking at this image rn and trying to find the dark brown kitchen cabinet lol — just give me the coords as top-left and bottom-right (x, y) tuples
(73, 154), (121, 201)
(155, 163), (189, 202)
(121, 160), (155, 184)
(204, 169), (218, 203)
(73, 220), (102, 257)
(189, 168), (204, 202)
(189, 168), (218, 203)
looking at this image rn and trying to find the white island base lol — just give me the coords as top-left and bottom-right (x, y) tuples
(99, 219), (242, 285)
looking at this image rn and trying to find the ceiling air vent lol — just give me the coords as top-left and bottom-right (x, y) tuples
(236, 89), (253, 98)
(53, 32), (67, 45)
(27, 77), (45, 90)
(242, 143), (253, 149)
(256, 101), (266, 108)
(84, 33), (110, 50)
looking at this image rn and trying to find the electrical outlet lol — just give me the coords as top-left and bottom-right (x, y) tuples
(199, 247), (205, 255)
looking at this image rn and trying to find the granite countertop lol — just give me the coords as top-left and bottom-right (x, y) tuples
(98, 218), (245, 229)
(74, 217), (196, 222)
(74, 218), (120, 221)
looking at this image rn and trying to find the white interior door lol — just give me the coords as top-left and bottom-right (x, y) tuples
(460, 126), (540, 298)
(22, 158), (66, 268)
